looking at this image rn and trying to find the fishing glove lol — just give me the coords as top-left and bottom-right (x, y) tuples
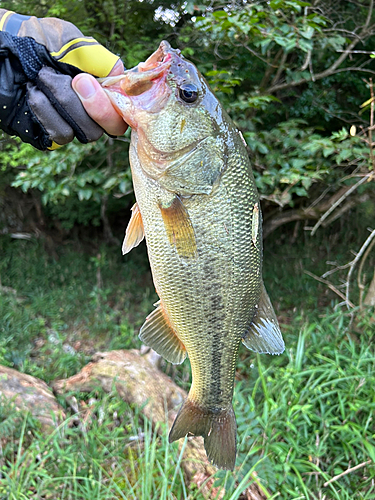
(0, 9), (121, 150)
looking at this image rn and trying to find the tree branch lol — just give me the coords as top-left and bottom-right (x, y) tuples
(266, 0), (375, 94)
(263, 190), (371, 239)
(310, 174), (372, 236)
(357, 236), (375, 307)
(271, 50), (288, 86)
(323, 460), (372, 487)
(346, 228), (375, 307)
(266, 67), (375, 94)
(304, 270), (355, 307)
(238, 42), (278, 68)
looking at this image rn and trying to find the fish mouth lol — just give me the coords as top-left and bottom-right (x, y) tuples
(139, 40), (176, 70)
(98, 41), (176, 97)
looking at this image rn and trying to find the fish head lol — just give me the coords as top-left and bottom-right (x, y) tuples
(100, 41), (232, 195)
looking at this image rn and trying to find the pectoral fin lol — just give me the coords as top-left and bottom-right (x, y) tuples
(159, 196), (197, 259)
(242, 284), (285, 354)
(122, 203), (144, 255)
(139, 303), (187, 364)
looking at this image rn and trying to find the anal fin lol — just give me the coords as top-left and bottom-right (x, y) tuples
(242, 283), (285, 355)
(122, 203), (144, 255)
(139, 303), (187, 364)
(159, 196), (197, 259)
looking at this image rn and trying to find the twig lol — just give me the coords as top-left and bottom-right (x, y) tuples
(238, 42), (277, 68)
(267, 67), (375, 94)
(336, 50), (375, 54)
(304, 270), (355, 308)
(346, 228), (375, 307)
(301, 49), (312, 71)
(323, 460), (372, 487)
(323, 193), (370, 226)
(369, 79), (375, 171)
(357, 235), (375, 308)
(310, 175), (372, 236)
(271, 51), (288, 86)
(322, 262), (352, 279)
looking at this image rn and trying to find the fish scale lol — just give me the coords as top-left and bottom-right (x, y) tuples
(131, 126), (259, 411)
(101, 40), (284, 470)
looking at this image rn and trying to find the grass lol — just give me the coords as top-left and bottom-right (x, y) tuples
(0, 236), (155, 380)
(233, 311), (375, 498)
(0, 393), (194, 500)
(0, 221), (375, 499)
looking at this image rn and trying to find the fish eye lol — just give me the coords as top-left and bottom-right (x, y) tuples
(179, 83), (198, 103)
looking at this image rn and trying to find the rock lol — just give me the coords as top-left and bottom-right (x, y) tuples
(53, 349), (268, 500)
(0, 365), (65, 430)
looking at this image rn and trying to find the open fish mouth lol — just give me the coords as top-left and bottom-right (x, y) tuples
(139, 40), (176, 70)
(98, 41), (175, 97)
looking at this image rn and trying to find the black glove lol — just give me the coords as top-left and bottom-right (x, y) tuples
(0, 10), (121, 150)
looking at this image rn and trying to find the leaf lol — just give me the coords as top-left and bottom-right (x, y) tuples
(360, 96), (374, 108)
(362, 440), (375, 462)
(78, 189), (93, 201)
(323, 147), (336, 158)
(103, 177), (118, 190)
(300, 26), (314, 39)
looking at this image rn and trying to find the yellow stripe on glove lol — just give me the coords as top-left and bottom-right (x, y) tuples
(55, 43), (120, 77)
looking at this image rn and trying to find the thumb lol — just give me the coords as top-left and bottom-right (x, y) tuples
(72, 74), (128, 136)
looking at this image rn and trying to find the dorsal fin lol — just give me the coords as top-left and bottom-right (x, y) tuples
(139, 302), (187, 364)
(159, 196), (197, 259)
(122, 203), (145, 255)
(242, 284), (285, 355)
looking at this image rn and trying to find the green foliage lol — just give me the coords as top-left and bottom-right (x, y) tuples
(4, 305), (373, 500)
(246, 121), (370, 205)
(2, 136), (131, 203)
(195, 1), (328, 57)
(180, 1), (373, 208)
(0, 0), (373, 226)
(0, 134), (133, 229)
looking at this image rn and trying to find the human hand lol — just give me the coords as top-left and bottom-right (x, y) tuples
(72, 62), (128, 138)
(0, 9), (127, 150)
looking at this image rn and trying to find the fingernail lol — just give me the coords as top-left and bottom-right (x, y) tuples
(74, 75), (96, 99)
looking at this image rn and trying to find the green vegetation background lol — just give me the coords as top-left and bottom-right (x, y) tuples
(0, 0), (374, 498)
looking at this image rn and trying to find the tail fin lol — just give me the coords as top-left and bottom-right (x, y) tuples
(169, 398), (237, 470)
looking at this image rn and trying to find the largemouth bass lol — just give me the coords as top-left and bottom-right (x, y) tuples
(100, 42), (285, 470)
